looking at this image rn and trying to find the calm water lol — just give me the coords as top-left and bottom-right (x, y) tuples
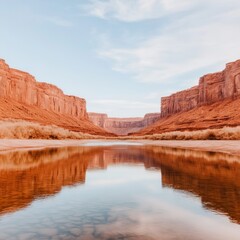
(0, 143), (240, 240)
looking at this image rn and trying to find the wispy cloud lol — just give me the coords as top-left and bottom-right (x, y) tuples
(99, 24), (240, 83)
(92, 0), (240, 83)
(83, 0), (198, 22)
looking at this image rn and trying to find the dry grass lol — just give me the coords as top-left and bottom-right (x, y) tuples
(1, 119), (239, 140)
(0, 120), (100, 139)
(141, 126), (240, 140)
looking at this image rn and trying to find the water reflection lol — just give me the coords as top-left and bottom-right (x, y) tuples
(146, 146), (240, 224)
(0, 145), (240, 239)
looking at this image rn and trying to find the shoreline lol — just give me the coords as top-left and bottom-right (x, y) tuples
(141, 140), (240, 156)
(0, 139), (240, 155)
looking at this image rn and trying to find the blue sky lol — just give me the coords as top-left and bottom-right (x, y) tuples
(0, 0), (240, 117)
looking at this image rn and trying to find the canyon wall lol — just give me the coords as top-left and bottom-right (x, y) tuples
(0, 59), (88, 119)
(89, 113), (108, 128)
(161, 60), (240, 117)
(88, 113), (160, 135)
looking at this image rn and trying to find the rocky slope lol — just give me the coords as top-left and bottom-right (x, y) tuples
(89, 113), (160, 135)
(0, 59), (112, 136)
(136, 98), (240, 136)
(136, 59), (240, 136)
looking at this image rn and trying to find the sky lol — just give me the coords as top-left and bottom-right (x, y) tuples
(0, 0), (240, 117)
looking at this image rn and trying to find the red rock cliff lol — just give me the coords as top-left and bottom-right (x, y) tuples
(161, 60), (240, 117)
(88, 113), (160, 135)
(0, 59), (88, 119)
(0, 59), (115, 136)
(88, 113), (108, 128)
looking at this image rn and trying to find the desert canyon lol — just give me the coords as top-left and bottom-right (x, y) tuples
(88, 113), (160, 135)
(0, 59), (113, 137)
(91, 59), (240, 137)
(2, 1), (240, 239)
(0, 58), (240, 139)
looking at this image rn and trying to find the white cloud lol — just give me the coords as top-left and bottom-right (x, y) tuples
(95, 1), (240, 83)
(84, 0), (198, 22)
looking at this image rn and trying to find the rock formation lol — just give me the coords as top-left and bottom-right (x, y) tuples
(0, 59), (87, 119)
(136, 97), (240, 136)
(89, 113), (108, 128)
(161, 59), (240, 117)
(88, 113), (160, 135)
(135, 59), (240, 136)
(0, 59), (113, 136)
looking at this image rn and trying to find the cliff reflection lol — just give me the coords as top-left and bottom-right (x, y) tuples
(146, 146), (240, 224)
(0, 145), (240, 224)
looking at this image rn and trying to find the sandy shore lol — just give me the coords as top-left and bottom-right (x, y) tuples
(0, 139), (240, 155)
(0, 139), (92, 152)
(141, 140), (240, 155)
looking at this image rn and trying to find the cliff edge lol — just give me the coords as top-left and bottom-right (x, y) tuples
(161, 60), (240, 117)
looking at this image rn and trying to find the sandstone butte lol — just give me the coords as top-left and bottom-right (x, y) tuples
(135, 59), (240, 136)
(88, 113), (161, 135)
(0, 59), (113, 136)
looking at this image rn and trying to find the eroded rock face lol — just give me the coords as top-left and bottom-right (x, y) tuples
(88, 113), (108, 128)
(88, 113), (160, 135)
(161, 87), (199, 117)
(161, 60), (240, 117)
(0, 59), (88, 119)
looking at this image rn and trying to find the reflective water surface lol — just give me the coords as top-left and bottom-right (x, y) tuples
(0, 144), (240, 240)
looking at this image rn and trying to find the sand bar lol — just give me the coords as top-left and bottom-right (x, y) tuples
(0, 139), (240, 155)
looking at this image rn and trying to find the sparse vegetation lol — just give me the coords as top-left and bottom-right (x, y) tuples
(0, 119), (239, 140)
(0, 120), (99, 139)
(140, 127), (240, 140)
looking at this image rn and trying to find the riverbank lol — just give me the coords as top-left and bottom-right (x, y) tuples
(0, 139), (240, 155)
(142, 140), (240, 155)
